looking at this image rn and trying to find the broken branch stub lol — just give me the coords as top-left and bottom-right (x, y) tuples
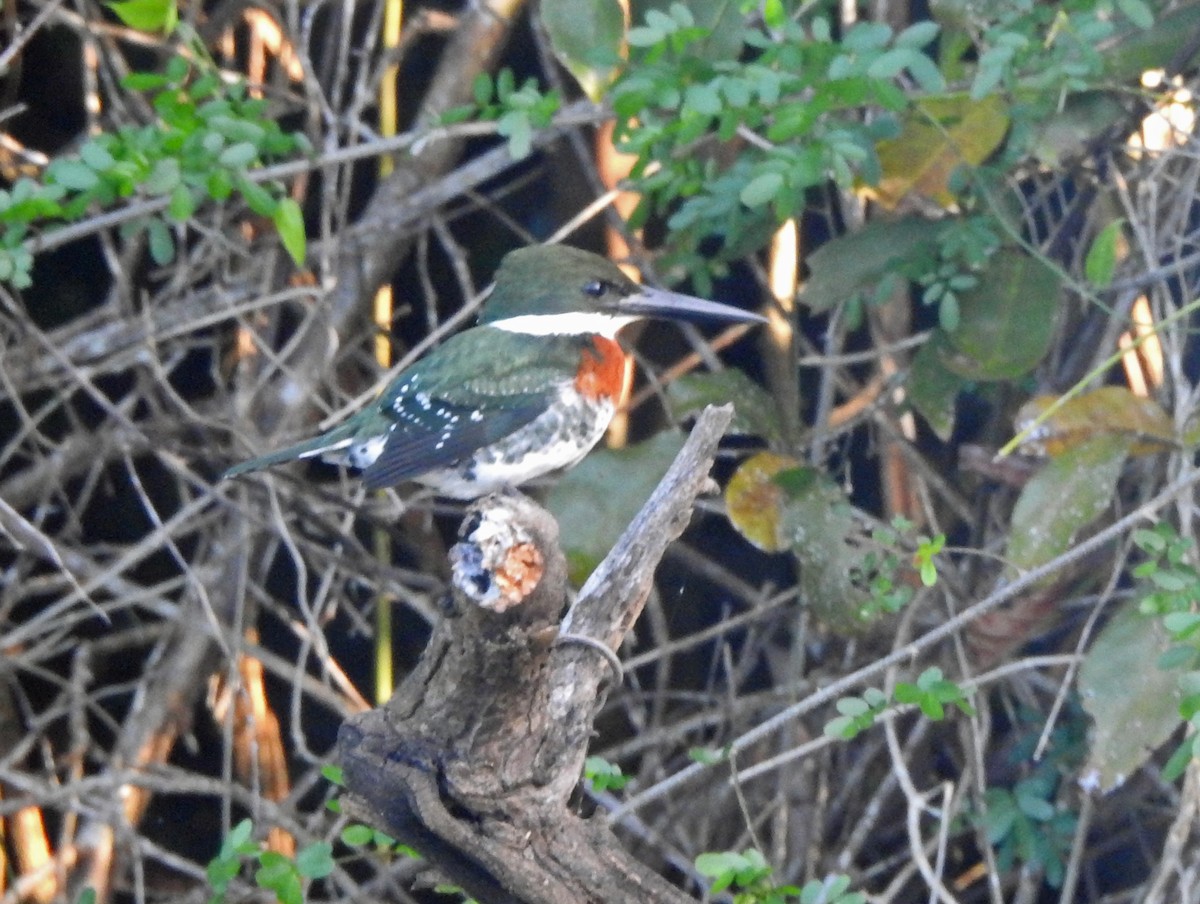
(337, 405), (734, 904)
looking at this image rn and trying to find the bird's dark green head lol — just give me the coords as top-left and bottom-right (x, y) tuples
(478, 245), (766, 336)
(479, 245), (640, 325)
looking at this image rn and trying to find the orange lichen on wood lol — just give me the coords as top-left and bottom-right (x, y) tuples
(491, 543), (544, 611)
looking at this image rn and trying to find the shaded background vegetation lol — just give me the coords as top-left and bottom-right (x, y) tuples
(6, 0), (1200, 901)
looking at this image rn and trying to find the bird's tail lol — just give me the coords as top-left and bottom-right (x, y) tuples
(221, 424), (356, 480)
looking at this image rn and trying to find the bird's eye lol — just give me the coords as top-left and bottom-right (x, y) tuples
(582, 279), (612, 298)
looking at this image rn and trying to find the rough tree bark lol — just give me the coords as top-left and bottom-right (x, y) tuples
(338, 405), (735, 904)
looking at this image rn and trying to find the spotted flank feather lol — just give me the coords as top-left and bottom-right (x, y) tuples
(360, 397), (547, 491)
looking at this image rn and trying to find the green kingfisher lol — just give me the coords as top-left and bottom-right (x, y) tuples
(223, 245), (765, 498)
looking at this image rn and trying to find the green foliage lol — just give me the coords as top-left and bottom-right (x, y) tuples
(584, 755), (630, 792)
(611, 4), (933, 277)
(444, 71), (562, 160)
(1128, 523), (1200, 775)
(982, 777), (1077, 888)
(695, 849), (864, 904)
(206, 819), (334, 904)
(688, 744), (731, 765)
(975, 705), (1086, 888)
(909, 216), (1001, 332)
(1085, 219), (1125, 288)
(0, 54), (309, 286)
(893, 667), (975, 720)
(825, 667), (973, 739)
(1132, 523), (1200, 620)
(823, 687), (888, 740)
(108, 0), (177, 33)
(913, 533), (945, 588)
(338, 822), (421, 858)
(432, 884), (479, 903)
(540, 0), (624, 101)
(965, 0), (1150, 102)
(846, 516), (946, 619)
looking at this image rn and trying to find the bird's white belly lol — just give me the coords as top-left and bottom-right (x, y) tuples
(419, 392), (615, 498)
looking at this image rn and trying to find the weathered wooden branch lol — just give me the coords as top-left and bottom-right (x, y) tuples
(338, 405), (734, 904)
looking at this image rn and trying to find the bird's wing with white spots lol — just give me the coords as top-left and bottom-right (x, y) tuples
(360, 395), (547, 490)
(361, 330), (584, 490)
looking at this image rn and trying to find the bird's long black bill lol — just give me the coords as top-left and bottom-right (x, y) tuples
(620, 286), (767, 325)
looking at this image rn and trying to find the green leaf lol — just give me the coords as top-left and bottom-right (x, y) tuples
(218, 141), (259, 168)
(273, 197), (306, 266)
(146, 218), (175, 265)
(1007, 435), (1131, 574)
(801, 217), (945, 312)
(894, 21), (940, 49)
(939, 247), (1061, 380)
(228, 818), (254, 848)
(238, 178), (277, 217)
(340, 824), (374, 847)
(867, 48), (916, 80)
(122, 71), (172, 91)
(1080, 600), (1181, 792)
(683, 83), (722, 117)
(696, 850), (742, 880)
(666, 370), (783, 447)
(762, 0), (785, 28)
(687, 746), (729, 764)
(907, 335), (964, 441)
(1085, 219), (1124, 289)
(775, 467), (873, 630)
(626, 25), (663, 47)
(1015, 790), (1056, 821)
(836, 696), (870, 717)
(255, 854), (302, 904)
(207, 852), (241, 889)
(1117, 0), (1155, 29)
(207, 169), (234, 201)
(168, 183), (196, 220)
(497, 110), (533, 159)
(108, 0), (177, 31)
(1163, 611), (1200, 637)
(295, 842), (334, 879)
(79, 141), (115, 171)
(540, 0), (624, 102)
(904, 53), (946, 92)
(50, 160), (101, 191)
(740, 171), (784, 208)
(144, 157), (181, 195)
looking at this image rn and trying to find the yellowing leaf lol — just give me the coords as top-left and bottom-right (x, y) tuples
(1013, 386), (1176, 458)
(868, 93), (1009, 209)
(725, 451), (799, 552)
